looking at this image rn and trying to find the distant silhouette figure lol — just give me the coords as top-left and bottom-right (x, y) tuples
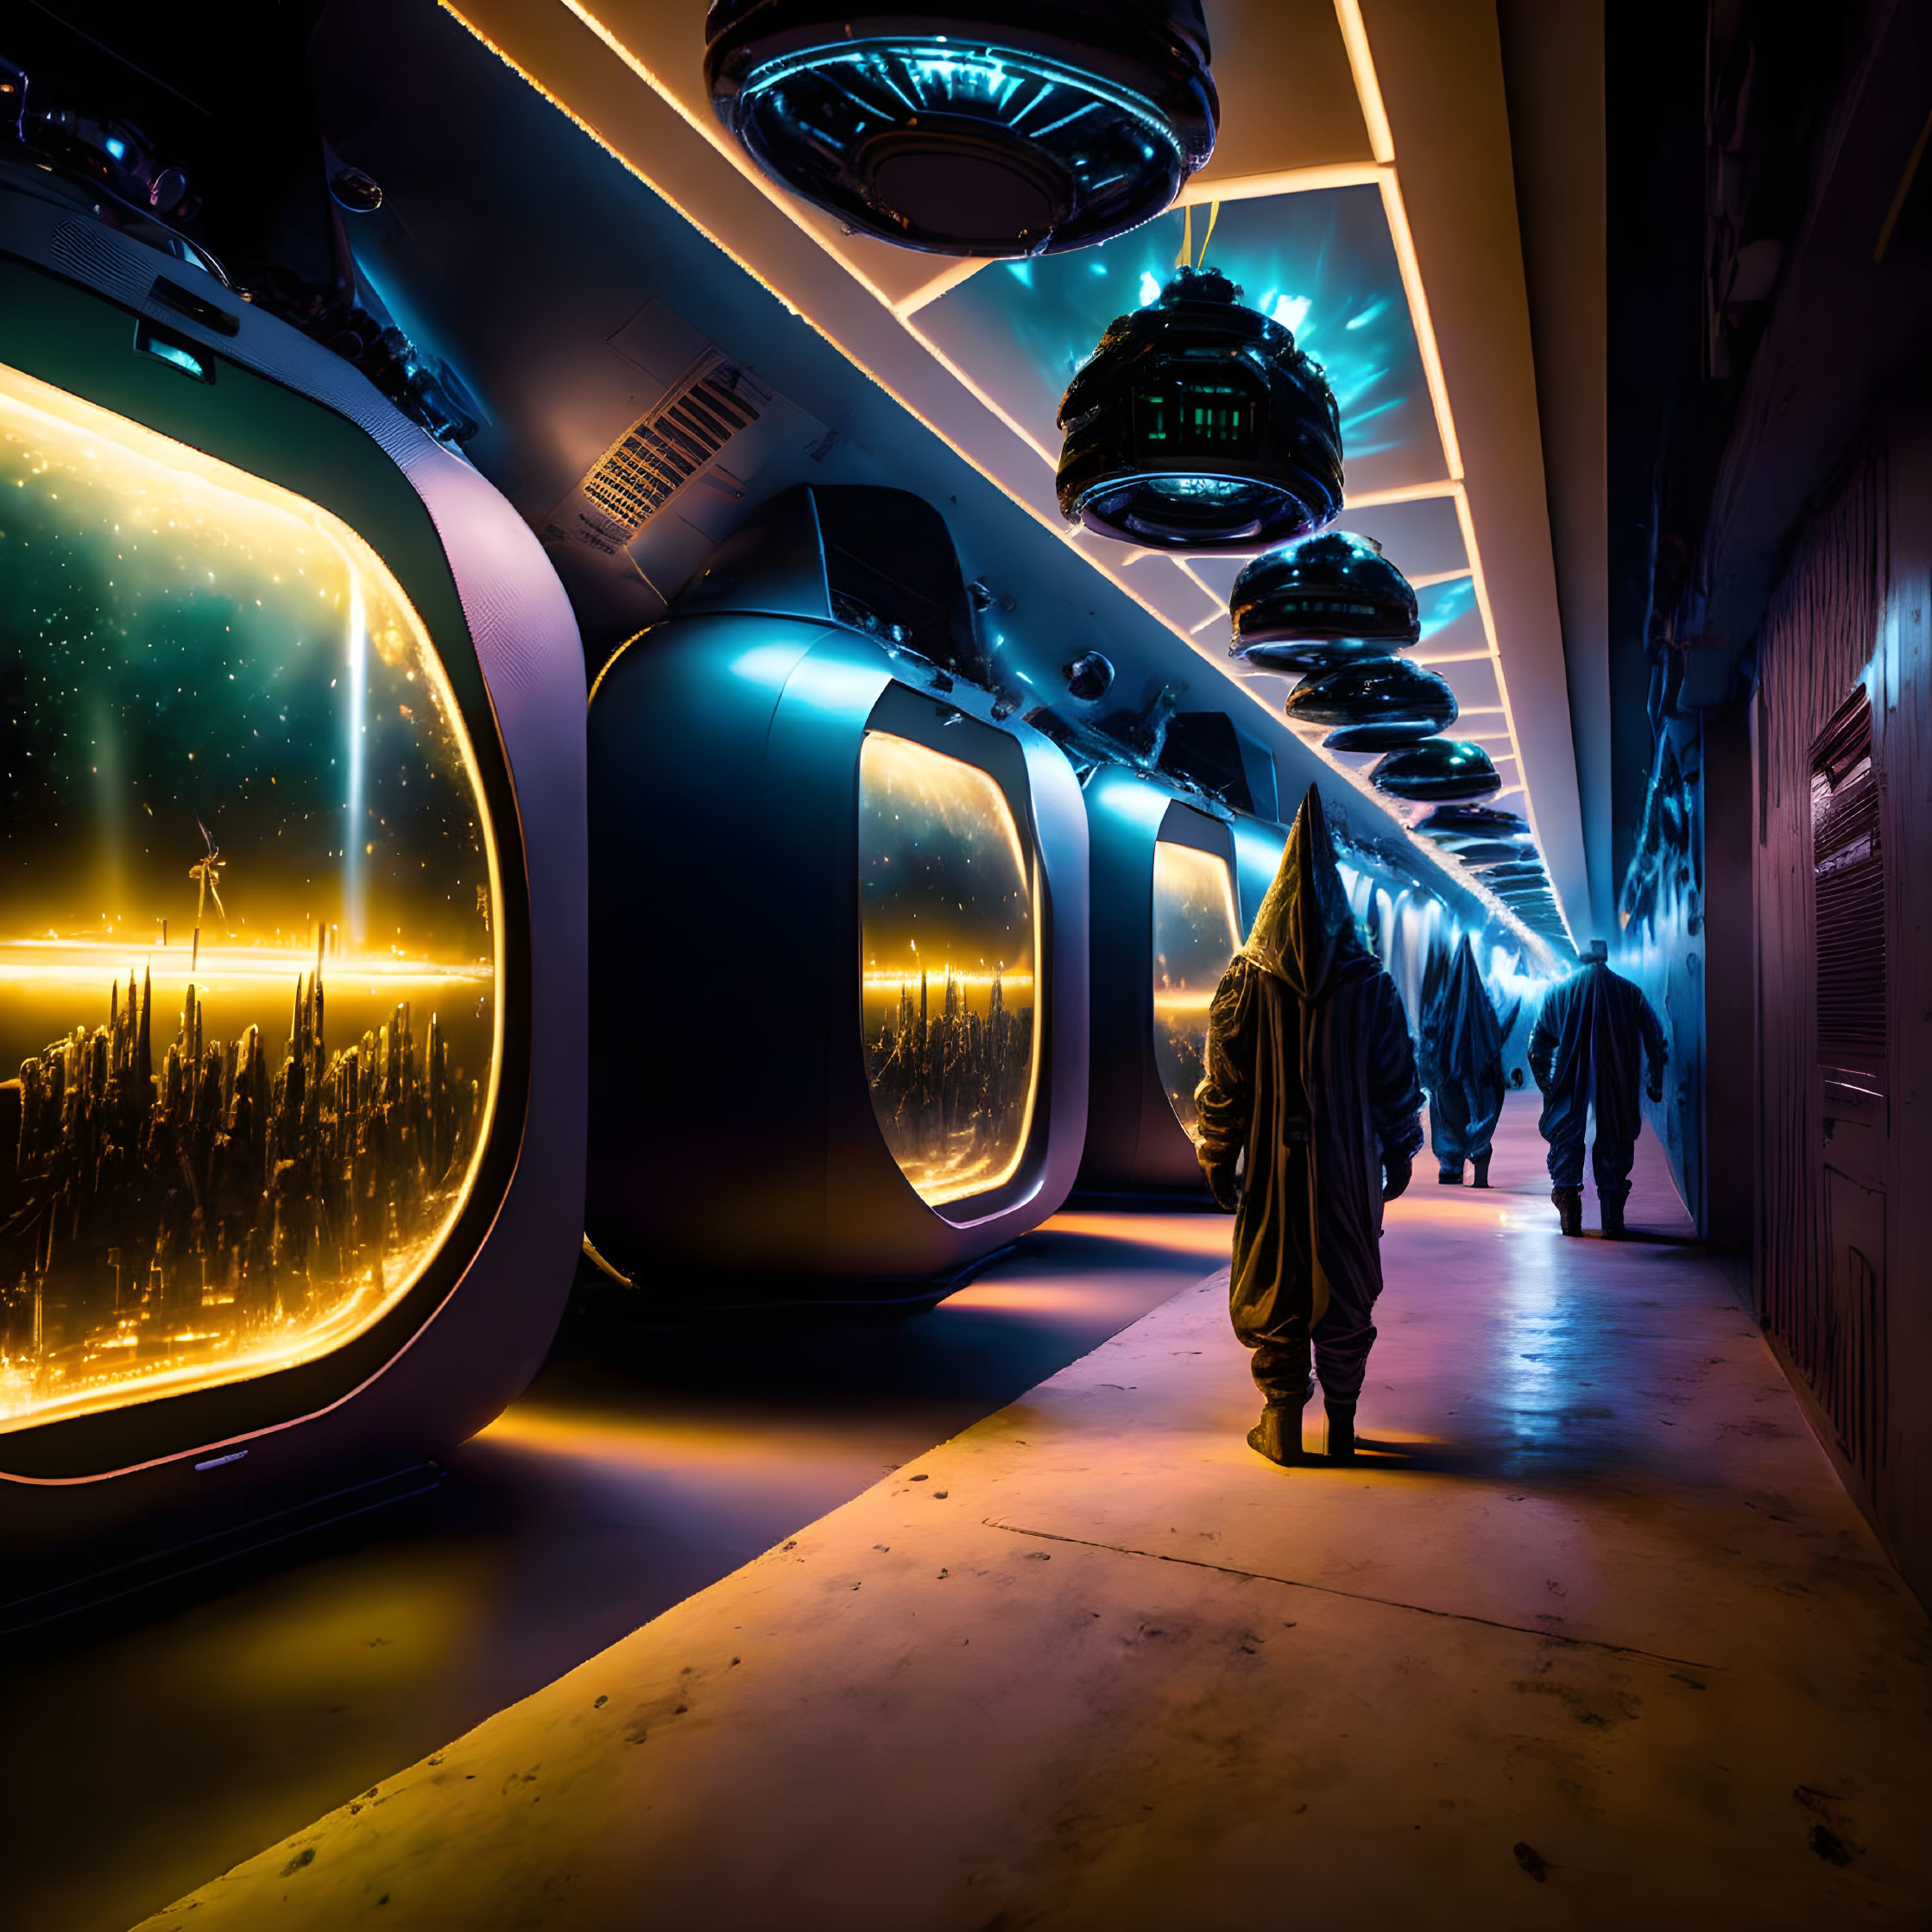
(1527, 939), (1667, 1238)
(1196, 786), (1424, 1465)
(1418, 933), (1512, 1187)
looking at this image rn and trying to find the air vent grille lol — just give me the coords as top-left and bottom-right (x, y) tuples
(1812, 689), (1885, 1074)
(554, 353), (767, 557)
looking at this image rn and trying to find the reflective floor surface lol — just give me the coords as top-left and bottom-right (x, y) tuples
(124, 1096), (1932, 1929)
(0, 1209), (1230, 1932)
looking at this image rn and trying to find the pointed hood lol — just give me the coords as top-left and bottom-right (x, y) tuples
(1243, 784), (1371, 999)
(1434, 932), (1503, 1064)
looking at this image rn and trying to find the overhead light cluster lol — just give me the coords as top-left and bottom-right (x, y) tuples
(701, 3), (1558, 938)
(1054, 267), (1344, 548)
(1411, 801), (1558, 924)
(705, 1), (1218, 257)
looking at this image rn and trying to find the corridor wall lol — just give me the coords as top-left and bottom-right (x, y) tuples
(1616, 712), (1708, 1231)
(1750, 432), (1932, 1609)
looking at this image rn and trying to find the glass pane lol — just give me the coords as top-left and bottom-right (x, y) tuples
(859, 731), (1036, 1207)
(0, 363), (500, 1433)
(1153, 840), (1241, 1141)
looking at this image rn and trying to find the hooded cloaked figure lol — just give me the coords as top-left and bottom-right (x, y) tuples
(1196, 786), (1424, 1463)
(1527, 939), (1667, 1237)
(1419, 933), (1508, 1186)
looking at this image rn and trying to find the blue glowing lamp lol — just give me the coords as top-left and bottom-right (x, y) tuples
(1057, 268), (1342, 547)
(1280, 654), (1456, 752)
(1228, 531), (1419, 672)
(1412, 803), (1526, 841)
(704, 1), (1217, 257)
(1369, 740), (1501, 803)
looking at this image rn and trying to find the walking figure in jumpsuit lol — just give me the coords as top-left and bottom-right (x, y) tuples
(1527, 939), (1668, 1239)
(1419, 932), (1509, 1189)
(1195, 785), (1424, 1464)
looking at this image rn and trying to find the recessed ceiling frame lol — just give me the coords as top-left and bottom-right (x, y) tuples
(440, 0), (1569, 955)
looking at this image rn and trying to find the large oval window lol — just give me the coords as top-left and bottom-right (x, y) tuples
(0, 363), (501, 1432)
(858, 730), (1037, 1208)
(1152, 838), (1241, 1141)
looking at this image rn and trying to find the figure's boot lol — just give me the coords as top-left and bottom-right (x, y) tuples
(1325, 1401), (1358, 1462)
(1437, 1164), (1462, 1184)
(1471, 1152), (1492, 1190)
(1551, 1186), (1583, 1236)
(1247, 1398), (1308, 1466)
(1600, 1186), (1630, 1240)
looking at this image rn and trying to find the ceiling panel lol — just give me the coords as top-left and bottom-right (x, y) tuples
(1191, 0), (1375, 183)
(1335, 493), (1470, 575)
(1117, 555), (1226, 636)
(913, 186), (1447, 497)
(1437, 654), (1503, 713)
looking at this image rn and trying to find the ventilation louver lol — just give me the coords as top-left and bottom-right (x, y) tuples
(1812, 688), (1885, 1109)
(548, 353), (769, 558)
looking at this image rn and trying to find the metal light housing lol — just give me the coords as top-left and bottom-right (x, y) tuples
(1412, 803), (1527, 841)
(1228, 530), (1419, 672)
(1370, 739), (1502, 803)
(704, 1), (1217, 257)
(1281, 654), (1456, 752)
(1057, 267), (1342, 548)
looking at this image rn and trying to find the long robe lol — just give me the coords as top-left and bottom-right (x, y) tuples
(1196, 786), (1423, 1403)
(1419, 933), (1506, 1170)
(1527, 959), (1667, 1193)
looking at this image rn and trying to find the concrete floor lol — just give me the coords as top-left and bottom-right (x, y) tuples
(0, 1212), (1229, 1932)
(125, 1101), (1932, 1929)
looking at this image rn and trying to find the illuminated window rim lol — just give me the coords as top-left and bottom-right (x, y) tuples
(856, 686), (1053, 1228)
(0, 360), (506, 1439)
(0, 256), (534, 1483)
(858, 726), (1042, 1210)
(1150, 835), (1241, 1144)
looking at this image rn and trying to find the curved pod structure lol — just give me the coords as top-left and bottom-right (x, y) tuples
(1230, 813), (1290, 934)
(586, 490), (1089, 1286)
(1076, 767), (1247, 1199)
(0, 187), (587, 1576)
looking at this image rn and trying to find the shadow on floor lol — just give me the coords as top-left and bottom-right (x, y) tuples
(0, 1210), (1226, 1932)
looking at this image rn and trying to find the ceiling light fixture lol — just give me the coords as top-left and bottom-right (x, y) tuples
(704, 1), (1218, 257)
(1369, 740), (1501, 803)
(1057, 266), (1342, 547)
(1411, 802), (1526, 841)
(1280, 654), (1456, 751)
(1227, 532), (1418, 672)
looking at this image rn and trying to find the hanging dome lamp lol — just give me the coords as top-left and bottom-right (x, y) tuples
(1280, 654), (1456, 752)
(704, 0), (1218, 257)
(1411, 802), (1526, 842)
(1227, 531), (1418, 672)
(1370, 739), (1501, 803)
(1057, 267), (1342, 547)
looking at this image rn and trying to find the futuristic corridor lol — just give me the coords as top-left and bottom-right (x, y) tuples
(3, 3), (1931, 1928)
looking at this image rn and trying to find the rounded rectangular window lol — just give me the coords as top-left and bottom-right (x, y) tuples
(0, 363), (501, 1432)
(1153, 840), (1241, 1141)
(859, 730), (1037, 1207)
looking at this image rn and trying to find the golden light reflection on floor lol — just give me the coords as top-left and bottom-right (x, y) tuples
(475, 1407), (891, 1473)
(1039, 1211), (1234, 1258)
(943, 1280), (1167, 1316)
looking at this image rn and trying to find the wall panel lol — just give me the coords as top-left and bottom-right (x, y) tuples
(1751, 436), (1932, 1602)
